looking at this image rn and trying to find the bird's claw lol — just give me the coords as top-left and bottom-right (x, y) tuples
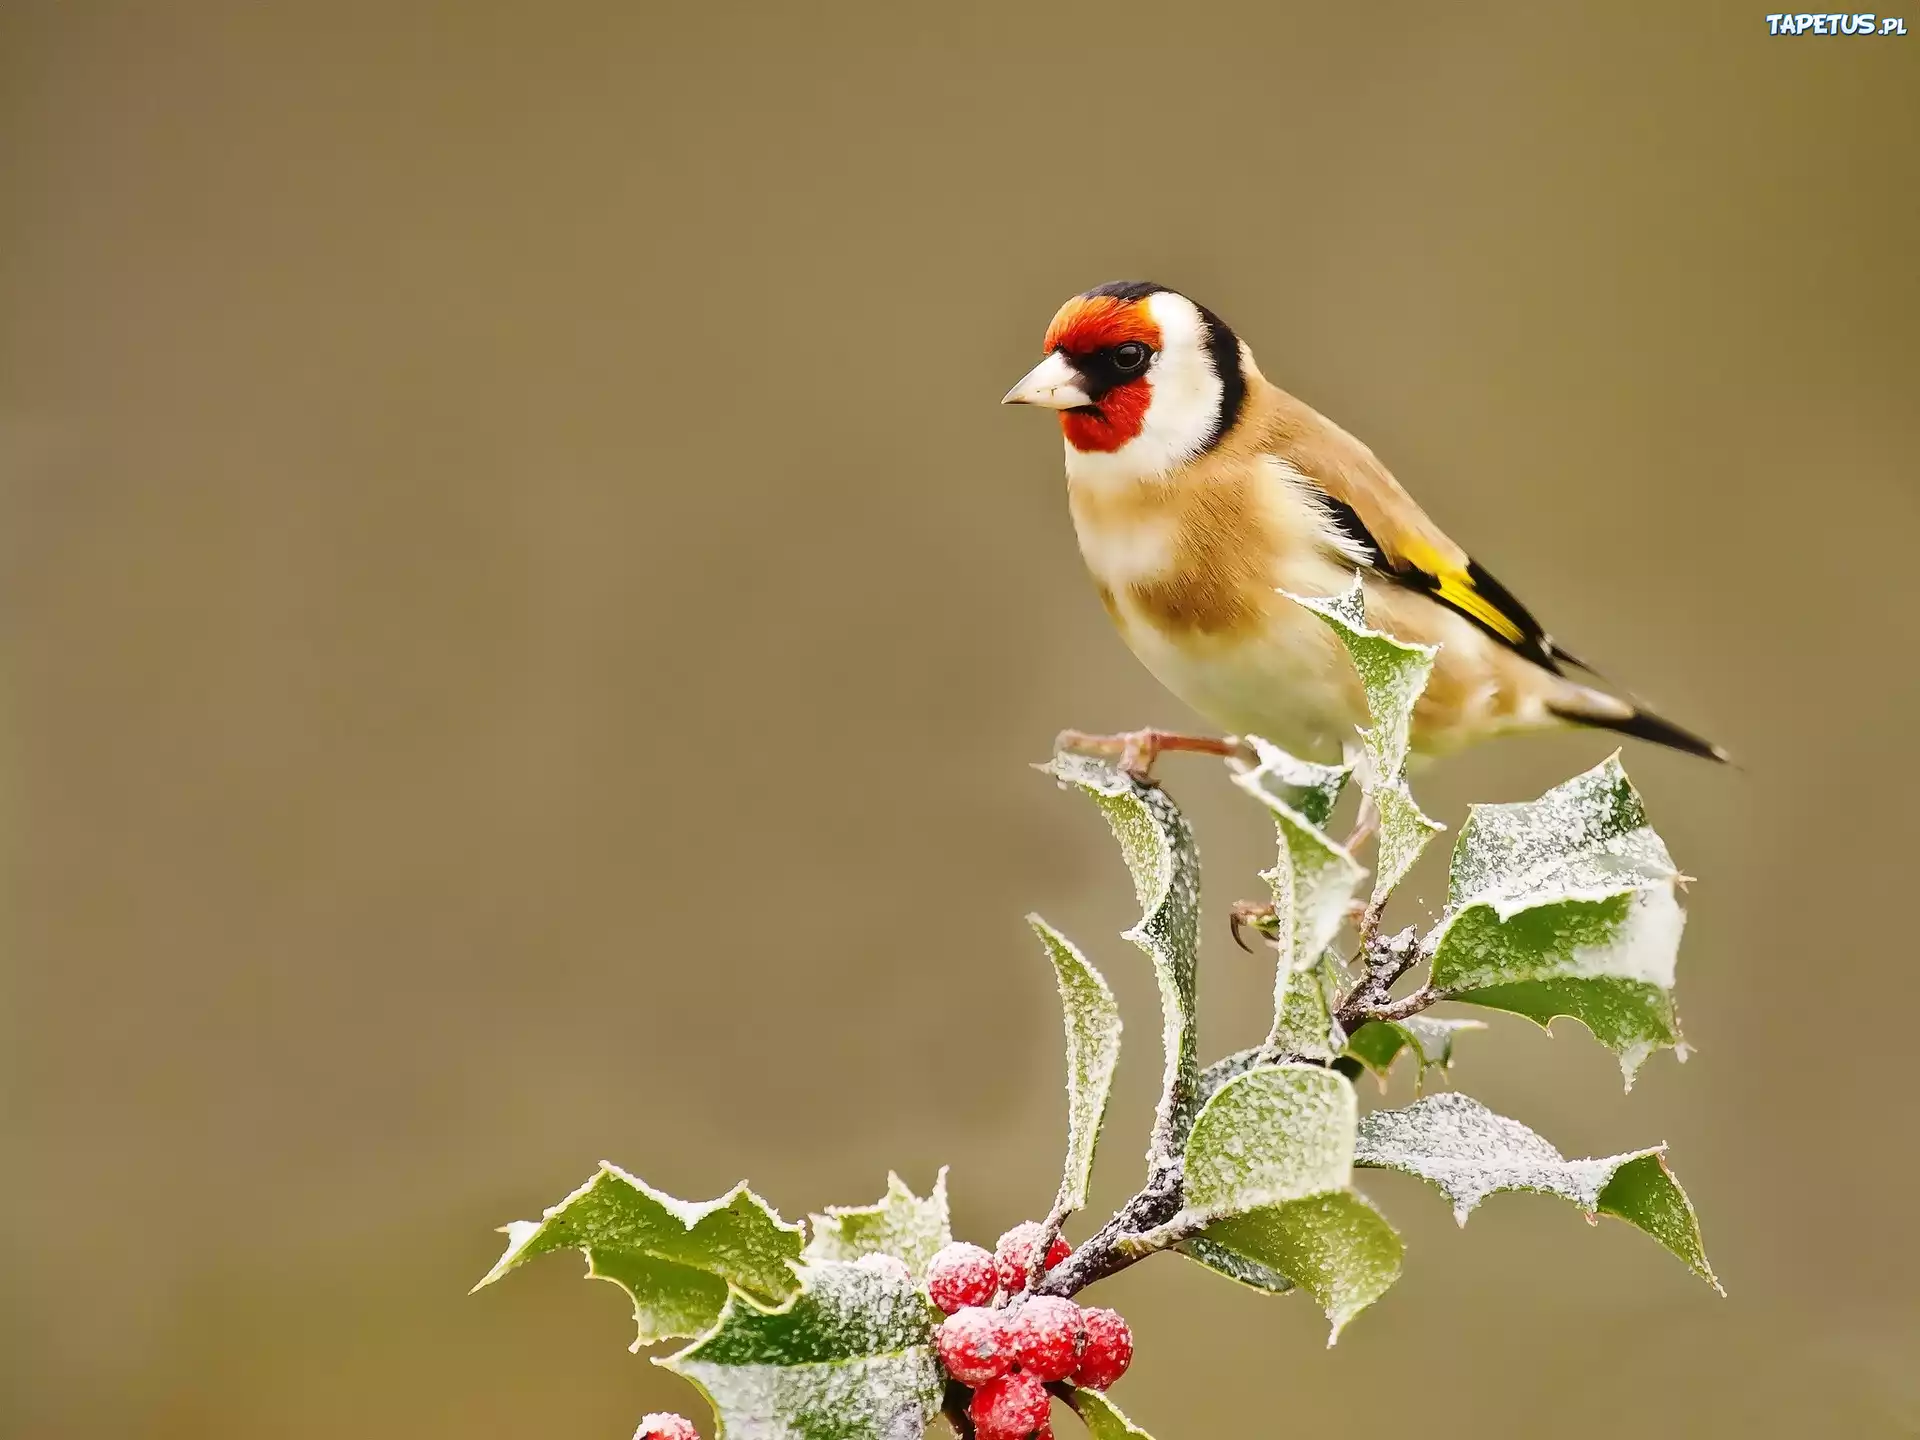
(1230, 899), (1279, 952)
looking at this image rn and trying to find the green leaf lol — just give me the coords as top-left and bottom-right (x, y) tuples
(1449, 751), (1680, 909)
(1370, 781), (1446, 904)
(1197, 1191), (1404, 1343)
(475, 1165), (803, 1349)
(1287, 579), (1444, 903)
(1232, 733), (1351, 829)
(1354, 1092), (1719, 1290)
(1046, 753), (1201, 1169)
(1229, 738), (1365, 1051)
(1197, 1045), (1265, 1103)
(1029, 915), (1124, 1217)
(1342, 1015), (1485, 1087)
(803, 1171), (950, 1281)
(1072, 1388), (1158, 1439)
(660, 1259), (942, 1439)
(1185, 1065), (1356, 1209)
(1175, 1235), (1295, 1295)
(1271, 950), (1346, 1061)
(1180, 1065), (1402, 1339)
(1429, 755), (1687, 1085)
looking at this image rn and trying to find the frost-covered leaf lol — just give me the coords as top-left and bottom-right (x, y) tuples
(1429, 756), (1687, 1084)
(1354, 1093), (1718, 1289)
(1072, 1388), (1158, 1439)
(804, 1171), (950, 1281)
(1370, 781), (1446, 903)
(475, 1165), (803, 1349)
(1270, 951), (1346, 1060)
(660, 1259), (942, 1439)
(1197, 1045), (1265, 1103)
(1449, 752), (1679, 912)
(1233, 733), (1351, 829)
(1230, 739), (1364, 1056)
(1343, 1015), (1485, 1087)
(1430, 893), (1683, 1083)
(1197, 1191), (1403, 1342)
(1287, 579), (1443, 902)
(1185, 1065), (1355, 1210)
(1029, 915), (1124, 1216)
(1176, 1235), (1294, 1295)
(1046, 753), (1201, 1167)
(1180, 1065), (1401, 1338)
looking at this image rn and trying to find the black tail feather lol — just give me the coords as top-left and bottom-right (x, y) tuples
(1550, 703), (1730, 764)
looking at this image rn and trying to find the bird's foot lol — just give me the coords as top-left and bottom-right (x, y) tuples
(1055, 728), (1246, 783)
(1230, 899), (1279, 952)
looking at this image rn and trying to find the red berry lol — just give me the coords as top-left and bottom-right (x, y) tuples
(926, 1241), (1000, 1313)
(1071, 1307), (1133, 1390)
(994, 1222), (1072, 1293)
(634, 1415), (700, 1440)
(935, 1306), (1012, 1387)
(1005, 1295), (1085, 1382)
(968, 1370), (1052, 1440)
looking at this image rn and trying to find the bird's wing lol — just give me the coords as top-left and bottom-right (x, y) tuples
(1253, 386), (1585, 676)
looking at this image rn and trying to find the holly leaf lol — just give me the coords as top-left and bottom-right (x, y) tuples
(660, 1259), (942, 1440)
(803, 1171), (951, 1281)
(1185, 1063), (1355, 1206)
(1197, 1192), (1404, 1343)
(1448, 751), (1681, 907)
(1029, 915), (1124, 1217)
(1287, 579), (1444, 902)
(1369, 782), (1446, 903)
(1175, 1234), (1296, 1295)
(1179, 1065), (1402, 1340)
(1354, 1092), (1719, 1290)
(1342, 1015), (1485, 1087)
(1072, 1388), (1158, 1439)
(1429, 755), (1687, 1085)
(1196, 1046), (1264, 1104)
(1046, 753), (1201, 1167)
(1232, 733), (1351, 829)
(1229, 739), (1364, 1056)
(475, 1165), (803, 1349)
(1272, 950), (1346, 1061)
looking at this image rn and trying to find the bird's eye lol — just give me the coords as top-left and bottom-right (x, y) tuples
(1111, 342), (1151, 373)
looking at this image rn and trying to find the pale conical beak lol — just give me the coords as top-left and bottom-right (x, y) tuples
(1001, 351), (1093, 409)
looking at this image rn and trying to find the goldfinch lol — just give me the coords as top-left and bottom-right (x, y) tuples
(1004, 281), (1726, 774)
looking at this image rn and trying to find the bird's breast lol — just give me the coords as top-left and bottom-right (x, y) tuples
(1064, 465), (1367, 757)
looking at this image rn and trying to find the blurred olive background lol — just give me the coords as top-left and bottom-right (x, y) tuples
(4, 2), (1916, 1436)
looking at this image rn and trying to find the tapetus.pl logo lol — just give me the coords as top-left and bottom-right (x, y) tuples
(1764, 11), (1907, 32)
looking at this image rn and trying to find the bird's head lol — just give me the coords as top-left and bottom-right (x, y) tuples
(1003, 281), (1248, 477)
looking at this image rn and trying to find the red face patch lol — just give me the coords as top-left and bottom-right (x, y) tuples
(1043, 295), (1163, 453)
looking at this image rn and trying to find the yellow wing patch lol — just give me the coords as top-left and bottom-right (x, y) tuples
(1397, 538), (1529, 646)
(1432, 571), (1525, 643)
